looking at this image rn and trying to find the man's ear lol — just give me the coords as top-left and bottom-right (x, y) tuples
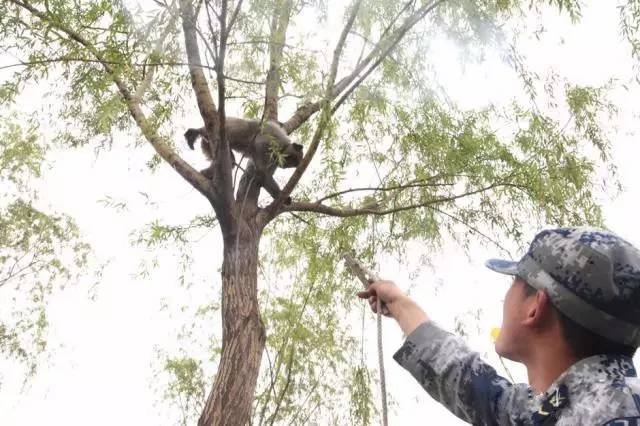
(523, 290), (551, 327)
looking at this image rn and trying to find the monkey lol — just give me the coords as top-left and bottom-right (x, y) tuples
(184, 117), (304, 204)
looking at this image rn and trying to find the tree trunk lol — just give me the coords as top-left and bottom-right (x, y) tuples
(199, 219), (266, 426)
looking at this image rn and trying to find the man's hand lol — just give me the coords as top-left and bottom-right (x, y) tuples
(357, 280), (405, 317)
(357, 280), (430, 336)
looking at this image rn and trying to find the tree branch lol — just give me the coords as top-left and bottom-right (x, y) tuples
(267, 344), (296, 426)
(227, 0), (244, 36)
(286, 380), (320, 426)
(211, 0), (238, 227)
(180, 0), (236, 230)
(202, 3), (221, 65)
(264, 0), (293, 121)
(0, 58), (265, 87)
(283, 182), (518, 218)
(7, 0), (214, 202)
(256, 345), (278, 426)
(314, 179), (454, 204)
(424, 205), (515, 258)
(0, 256), (42, 289)
(331, 0), (418, 96)
(0, 58), (199, 71)
(281, 0), (444, 135)
(180, 0), (219, 134)
(134, 10), (177, 102)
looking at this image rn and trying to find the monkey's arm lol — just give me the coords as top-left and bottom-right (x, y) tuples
(251, 140), (292, 204)
(258, 163), (292, 205)
(235, 161), (287, 204)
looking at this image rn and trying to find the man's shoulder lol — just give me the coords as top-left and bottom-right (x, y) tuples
(560, 376), (640, 424)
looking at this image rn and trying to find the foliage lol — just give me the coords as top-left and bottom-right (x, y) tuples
(620, 0), (640, 81)
(0, 118), (90, 380)
(162, 356), (207, 426)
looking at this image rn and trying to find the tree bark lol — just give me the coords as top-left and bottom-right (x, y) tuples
(264, 0), (293, 121)
(198, 220), (266, 426)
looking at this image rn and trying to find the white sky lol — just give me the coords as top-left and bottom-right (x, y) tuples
(1, 2), (640, 425)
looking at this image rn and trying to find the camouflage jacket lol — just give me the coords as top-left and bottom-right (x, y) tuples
(393, 321), (640, 425)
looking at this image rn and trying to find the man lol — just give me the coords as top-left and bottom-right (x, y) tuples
(358, 227), (640, 425)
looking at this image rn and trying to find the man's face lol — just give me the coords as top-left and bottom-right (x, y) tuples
(495, 277), (534, 361)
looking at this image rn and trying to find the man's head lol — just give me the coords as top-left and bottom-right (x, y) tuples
(494, 275), (554, 360)
(486, 227), (640, 362)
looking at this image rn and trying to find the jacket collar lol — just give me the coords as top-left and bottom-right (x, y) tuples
(538, 354), (636, 401)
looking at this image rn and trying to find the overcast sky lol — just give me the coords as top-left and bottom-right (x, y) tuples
(1, 2), (640, 425)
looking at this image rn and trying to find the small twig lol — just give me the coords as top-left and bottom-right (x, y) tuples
(287, 211), (311, 225)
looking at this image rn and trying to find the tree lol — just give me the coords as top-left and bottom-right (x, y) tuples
(0, 0), (635, 424)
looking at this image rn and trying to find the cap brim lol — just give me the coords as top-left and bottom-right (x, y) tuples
(485, 258), (518, 275)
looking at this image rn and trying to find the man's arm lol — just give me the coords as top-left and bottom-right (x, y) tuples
(387, 294), (430, 336)
(358, 281), (533, 425)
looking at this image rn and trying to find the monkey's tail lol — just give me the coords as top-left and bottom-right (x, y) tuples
(184, 128), (203, 150)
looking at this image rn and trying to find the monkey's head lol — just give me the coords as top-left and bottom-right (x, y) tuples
(281, 143), (304, 168)
(184, 128), (202, 150)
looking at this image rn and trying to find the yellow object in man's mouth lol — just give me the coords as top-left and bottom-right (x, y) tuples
(490, 327), (501, 342)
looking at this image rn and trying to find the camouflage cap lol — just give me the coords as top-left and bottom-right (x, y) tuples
(485, 227), (640, 347)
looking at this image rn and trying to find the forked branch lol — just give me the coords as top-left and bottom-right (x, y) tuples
(180, 0), (236, 229)
(281, 0), (445, 134)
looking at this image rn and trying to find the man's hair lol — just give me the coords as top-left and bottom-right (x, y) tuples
(521, 280), (637, 359)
